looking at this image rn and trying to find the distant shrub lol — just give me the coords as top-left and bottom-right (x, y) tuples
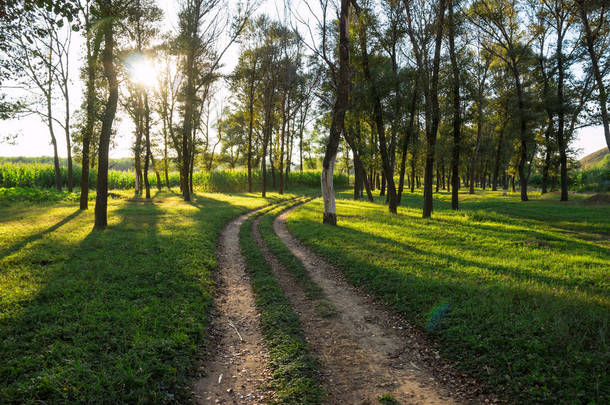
(573, 167), (610, 192)
(0, 164), (348, 192)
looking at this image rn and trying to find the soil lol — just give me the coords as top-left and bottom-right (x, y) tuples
(192, 209), (271, 405)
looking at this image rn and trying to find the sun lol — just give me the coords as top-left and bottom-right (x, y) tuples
(125, 53), (158, 88)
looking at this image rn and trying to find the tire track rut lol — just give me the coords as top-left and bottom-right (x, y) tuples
(193, 209), (271, 404)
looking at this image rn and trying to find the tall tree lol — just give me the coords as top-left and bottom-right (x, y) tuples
(576, 0), (609, 152)
(448, 0), (461, 209)
(471, 0), (534, 202)
(405, 0), (447, 218)
(94, 0), (120, 229)
(79, 0), (102, 209)
(352, 0), (398, 214)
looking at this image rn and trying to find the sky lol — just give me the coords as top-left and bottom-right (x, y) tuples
(0, 0), (607, 160)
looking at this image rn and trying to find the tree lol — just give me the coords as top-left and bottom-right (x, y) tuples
(79, 0), (103, 209)
(576, 0), (609, 152)
(405, 0), (447, 218)
(10, 11), (72, 191)
(447, 0), (461, 209)
(470, 0), (535, 202)
(352, 0), (398, 214)
(94, 0), (120, 229)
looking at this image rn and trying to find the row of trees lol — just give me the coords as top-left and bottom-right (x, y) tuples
(308, 0), (609, 222)
(1, 0), (256, 228)
(1, 0), (609, 226)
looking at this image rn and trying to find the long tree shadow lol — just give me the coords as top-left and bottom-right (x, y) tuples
(286, 214), (608, 403)
(0, 193), (236, 403)
(0, 209), (82, 262)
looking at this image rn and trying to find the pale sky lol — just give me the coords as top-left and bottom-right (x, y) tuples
(0, 0), (607, 160)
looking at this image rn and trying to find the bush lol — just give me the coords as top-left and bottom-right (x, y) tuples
(573, 167), (610, 192)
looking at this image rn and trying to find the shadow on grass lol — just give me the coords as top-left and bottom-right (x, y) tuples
(0, 209), (82, 261)
(0, 193), (240, 403)
(393, 190), (610, 235)
(286, 204), (609, 403)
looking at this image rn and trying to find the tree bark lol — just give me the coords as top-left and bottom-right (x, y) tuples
(577, 0), (610, 152)
(398, 88), (417, 203)
(353, 1), (397, 213)
(423, 0), (446, 217)
(448, 0), (460, 209)
(144, 92), (152, 199)
(80, 25), (99, 209)
(94, 14), (118, 229)
(322, 0), (350, 225)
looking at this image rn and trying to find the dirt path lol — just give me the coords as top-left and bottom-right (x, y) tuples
(270, 204), (490, 404)
(193, 209), (271, 404)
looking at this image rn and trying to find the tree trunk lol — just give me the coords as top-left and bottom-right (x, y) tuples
(45, 34), (62, 192)
(556, 32), (568, 201)
(180, 2), (201, 202)
(80, 30), (99, 209)
(144, 93), (152, 199)
(279, 94), (287, 194)
(422, 0), (446, 218)
(577, 0), (610, 152)
(354, 4), (397, 213)
(94, 16), (118, 229)
(344, 130), (373, 201)
(512, 63), (528, 201)
(448, 0), (460, 209)
(247, 85), (254, 192)
(398, 89), (417, 203)
(322, 0), (350, 225)
(492, 120), (505, 191)
(64, 83), (73, 192)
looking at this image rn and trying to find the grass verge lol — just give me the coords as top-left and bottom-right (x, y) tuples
(239, 200), (323, 404)
(286, 190), (609, 404)
(257, 201), (335, 317)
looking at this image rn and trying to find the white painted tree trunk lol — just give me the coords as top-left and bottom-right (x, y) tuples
(321, 154), (337, 225)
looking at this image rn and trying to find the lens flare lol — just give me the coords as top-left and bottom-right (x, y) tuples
(125, 53), (158, 87)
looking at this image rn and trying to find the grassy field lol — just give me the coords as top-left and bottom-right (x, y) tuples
(0, 189), (297, 404)
(285, 190), (609, 404)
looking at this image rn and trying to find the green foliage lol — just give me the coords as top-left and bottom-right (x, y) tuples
(0, 191), (293, 403)
(239, 202), (323, 404)
(0, 164), (348, 192)
(286, 191), (609, 404)
(573, 163), (610, 192)
(0, 187), (85, 204)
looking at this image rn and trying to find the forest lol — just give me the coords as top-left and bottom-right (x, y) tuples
(0, 0), (608, 404)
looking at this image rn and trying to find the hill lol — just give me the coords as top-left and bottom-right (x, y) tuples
(579, 148), (609, 170)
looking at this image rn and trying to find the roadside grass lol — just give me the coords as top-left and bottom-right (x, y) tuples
(239, 201), (323, 404)
(257, 201), (336, 318)
(0, 190), (296, 404)
(286, 189), (609, 404)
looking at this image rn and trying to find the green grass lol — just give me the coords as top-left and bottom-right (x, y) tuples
(0, 189), (296, 404)
(239, 200), (323, 404)
(257, 201), (335, 317)
(285, 189), (609, 404)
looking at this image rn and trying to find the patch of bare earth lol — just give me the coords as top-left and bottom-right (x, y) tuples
(268, 204), (499, 404)
(193, 210), (271, 404)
